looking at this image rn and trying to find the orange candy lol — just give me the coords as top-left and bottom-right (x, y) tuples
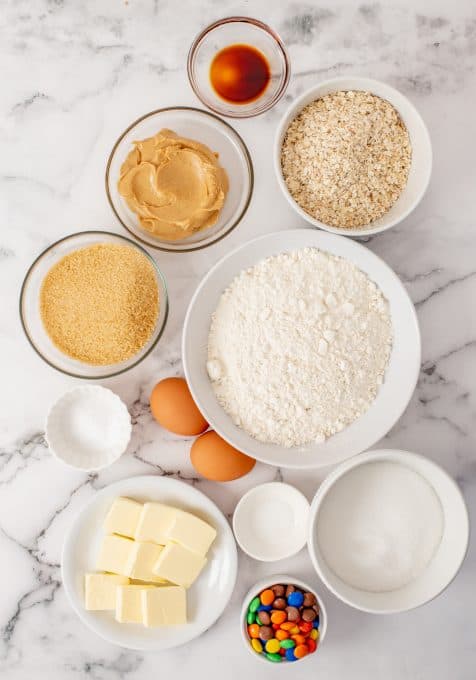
(275, 630), (289, 641)
(280, 622), (295, 631)
(260, 589), (275, 606)
(294, 644), (309, 659)
(270, 610), (287, 625)
(291, 634), (307, 645)
(248, 624), (260, 639)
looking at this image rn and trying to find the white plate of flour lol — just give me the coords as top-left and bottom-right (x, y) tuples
(182, 229), (420, 469)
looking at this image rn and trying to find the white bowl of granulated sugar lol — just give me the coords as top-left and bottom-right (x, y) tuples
(274, 76), (432, 236)
(308, 449), (469, 614)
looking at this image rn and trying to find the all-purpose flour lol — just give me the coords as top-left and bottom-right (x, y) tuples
(207, 247), (392, 448)
(316, 461), (444, 592)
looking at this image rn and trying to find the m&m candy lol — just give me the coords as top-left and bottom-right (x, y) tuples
(246, 582), (321, 664)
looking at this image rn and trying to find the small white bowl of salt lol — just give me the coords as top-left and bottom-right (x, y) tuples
(46, 386), (131, 471)
(308, 449), (469, 614)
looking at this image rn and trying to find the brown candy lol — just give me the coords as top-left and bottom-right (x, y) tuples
(285, 605), (300, 621)
(303, 591), (316, 607)
(257, 610), (270, 625)
(273, 597), (287, 610)
(285, 584), (295, 597)
(258, 625), (273, 641)
(302, 608), (317, 622)
(272, 584), (285, 597)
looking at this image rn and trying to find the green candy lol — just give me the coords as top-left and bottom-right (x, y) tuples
(266, 653), (282, 663)
(249, 597), (261, 613)
(280, 639), (295, 649)
(247, 611), (255, 625)
(255, 615), (263, 625)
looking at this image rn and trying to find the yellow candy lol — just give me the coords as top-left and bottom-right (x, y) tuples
(310, 629), (319, 640)
(265, 639), (281, 654)
(289, 625), (300, 635)
(251, 639), (263, 654)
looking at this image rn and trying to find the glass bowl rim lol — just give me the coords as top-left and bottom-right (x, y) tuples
(187, 16), (291, 118)
(19, 229), (169, 379)
(105, 106), (254, 252)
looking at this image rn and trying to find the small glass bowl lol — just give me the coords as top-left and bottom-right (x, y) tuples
(19, 231), (168, 379)
(106, 107), (253, 252)
(187, 17), (290, 118)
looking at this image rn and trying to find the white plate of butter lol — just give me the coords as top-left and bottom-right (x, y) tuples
(62, 475), (237, 650)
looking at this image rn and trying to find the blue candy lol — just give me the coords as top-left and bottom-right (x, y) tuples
(287, 591), (304, 607)
(313, 616), (320, 629)
(285, 648), (297, 662)
(257, 604), (272, 612)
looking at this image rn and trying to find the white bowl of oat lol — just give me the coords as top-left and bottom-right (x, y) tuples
(275, 77), (432, 236)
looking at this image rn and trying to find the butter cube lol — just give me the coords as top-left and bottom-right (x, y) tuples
(84, 573), (129, 610)
(127, 541), (166, 584)
(142, 585), (187, 626)
(96, 535), (135, 576)
(135, 502), (178, 544)
(104, 497), (142, 538)
(168, 511), (217, 556)
(153, 542), (207, 588)
(116, 584), (155, 624)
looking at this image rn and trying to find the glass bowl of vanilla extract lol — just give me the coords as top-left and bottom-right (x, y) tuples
(187, 17), (290, 118)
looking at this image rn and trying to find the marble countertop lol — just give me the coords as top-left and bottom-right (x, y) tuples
(1, 0), (475, 677)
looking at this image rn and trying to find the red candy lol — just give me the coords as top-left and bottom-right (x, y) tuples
(299, 621), (313, 633)
(307, 639), (317, 653)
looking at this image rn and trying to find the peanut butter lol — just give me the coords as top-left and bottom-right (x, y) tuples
(118, 129), (228, 241)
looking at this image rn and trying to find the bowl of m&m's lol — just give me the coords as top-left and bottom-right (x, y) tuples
(241, 576), (326, 664)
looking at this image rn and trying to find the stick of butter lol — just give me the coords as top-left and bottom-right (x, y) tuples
(104, 497), (142, 539)
(116, 584), (155, 624)
(167, 510), (217, 556)
(142, 585), (187, 626)
(135, 502), (178, 544)
(127, 541), (166, 584)
(153, 542), (207, 588)
(84, 573), (129, 610)
(96, 535), (135, 576)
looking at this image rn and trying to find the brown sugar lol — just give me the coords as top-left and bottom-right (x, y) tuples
(40, 243), (159, 365)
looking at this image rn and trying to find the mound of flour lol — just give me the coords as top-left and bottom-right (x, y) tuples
(207, 247), (392, 448)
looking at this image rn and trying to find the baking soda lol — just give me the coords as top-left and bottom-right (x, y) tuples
(316, 461), (444, 592)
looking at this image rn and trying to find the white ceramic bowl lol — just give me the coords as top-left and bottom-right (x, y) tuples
(62, 475), (237, 651)
(240, 575), (327, 665)
(233, 483), (310, 561)
(46, 386), (131, 471)
(307, 449), (470, 614)
(274, 77), (432, 236)
(182, 229), (420, 469)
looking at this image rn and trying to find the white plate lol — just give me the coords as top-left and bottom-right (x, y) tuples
(182, 229), (421, 469)
(233, 483), (310, 561)
(274, 77), (432, 236)
(62, 475), (237, 650)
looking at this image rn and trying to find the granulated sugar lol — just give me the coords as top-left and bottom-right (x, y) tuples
(316, 461), (444, 592)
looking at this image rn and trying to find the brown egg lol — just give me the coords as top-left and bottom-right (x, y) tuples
(150, 377), (208, 436)
(191, 430), (256, 481)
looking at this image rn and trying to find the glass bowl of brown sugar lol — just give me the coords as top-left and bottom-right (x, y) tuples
(20, 231), (168, 379)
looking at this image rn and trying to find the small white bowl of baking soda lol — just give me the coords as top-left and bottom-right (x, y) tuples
(308, 449), (469, 614)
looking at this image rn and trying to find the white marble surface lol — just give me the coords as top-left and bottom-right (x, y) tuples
(1, 0), (475, 677)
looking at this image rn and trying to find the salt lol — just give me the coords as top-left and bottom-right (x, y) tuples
(316, 461), (444, 593)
